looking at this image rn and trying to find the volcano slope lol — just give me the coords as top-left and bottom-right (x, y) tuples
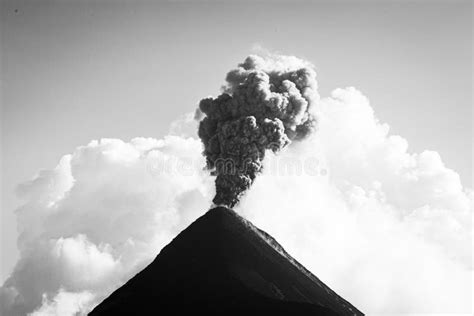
(89, 207), (363, 316)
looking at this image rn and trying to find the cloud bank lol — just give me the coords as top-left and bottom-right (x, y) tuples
(238, 87), (472, 314)
(1, 137), (214, 316)
(1, 55), (472, 315)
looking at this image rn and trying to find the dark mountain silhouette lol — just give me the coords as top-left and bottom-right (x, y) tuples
(89, 207), (363, 316)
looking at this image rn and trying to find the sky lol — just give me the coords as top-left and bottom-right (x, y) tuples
(0, 0), (472, 314)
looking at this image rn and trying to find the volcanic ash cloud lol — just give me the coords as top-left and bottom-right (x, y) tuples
(197, 55), (319, 207)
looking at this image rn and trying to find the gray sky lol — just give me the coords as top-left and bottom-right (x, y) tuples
(1, 0), (472, 283)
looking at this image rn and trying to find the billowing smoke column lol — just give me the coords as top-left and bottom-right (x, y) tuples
(197, 55), (319, 207)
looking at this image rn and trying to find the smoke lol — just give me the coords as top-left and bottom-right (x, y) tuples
(197, 55), (317, 207)
(1, 54), (472, 315)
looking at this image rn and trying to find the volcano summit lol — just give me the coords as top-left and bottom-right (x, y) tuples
(89, 207), (363, 315)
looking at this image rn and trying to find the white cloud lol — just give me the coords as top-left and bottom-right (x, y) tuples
(237, 87), (472, 314)
(0, 79), (471, 315)
(29, 290), (94, 316)
(1, 136), (214, 315)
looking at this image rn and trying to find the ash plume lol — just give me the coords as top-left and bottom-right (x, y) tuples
(197, 54), (319, 207)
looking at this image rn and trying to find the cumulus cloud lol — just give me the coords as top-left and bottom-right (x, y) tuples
(29, 290), (94, 316)
(1, 54), (472, 315)
(1, 137), (214, 315)
(237, 86), (472, 314)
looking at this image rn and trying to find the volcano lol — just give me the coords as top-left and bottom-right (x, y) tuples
(89, 207), (363, 315)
